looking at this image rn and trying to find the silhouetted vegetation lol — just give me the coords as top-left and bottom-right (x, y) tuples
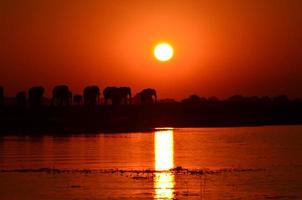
(181, 94), (207, 104)
(16, 91), (26, 107)
(28, 86), (44, 107)
(0, 86), (3, 106)
(0, 85), (301, 134)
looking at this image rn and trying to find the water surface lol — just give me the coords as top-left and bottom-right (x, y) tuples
(1, 126), (302, 199)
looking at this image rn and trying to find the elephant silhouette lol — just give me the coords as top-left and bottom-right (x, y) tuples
(131, 93), (141, 105)
(52, 85), (72, 106)
(140, 88), (157, 104)
(28, 86), (45, 107)
(83, 86), (100, 106)
(16, 91), (27, 107)
(0, 86), (3, 106)
(120, 87), (132, 104)
(73, 94), (83, 105)
(103, 87), (120, 105)
(103, 86), (131, 105)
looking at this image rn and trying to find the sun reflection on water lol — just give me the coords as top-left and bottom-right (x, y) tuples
(154, 128), (175, 199)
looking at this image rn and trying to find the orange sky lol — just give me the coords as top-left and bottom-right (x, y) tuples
(1, 0), (302, 99)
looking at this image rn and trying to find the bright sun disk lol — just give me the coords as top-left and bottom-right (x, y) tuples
(154, 43), (174, 62)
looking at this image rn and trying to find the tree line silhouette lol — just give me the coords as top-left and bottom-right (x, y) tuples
(0, 85), (301, 134)
(0, 85), (158, 107)
(180, 94), (300, 105)
(0, 85), (301, 108)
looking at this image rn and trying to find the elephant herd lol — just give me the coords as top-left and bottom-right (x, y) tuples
(0, 85), (157, 107)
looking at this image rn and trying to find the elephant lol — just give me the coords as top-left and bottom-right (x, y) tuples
(73, 94), (83, 105)
(83, 86), (100, 106)
(131, 93), (141, 105)
(28, 86), (45, 107)
(0, 86), (3, 106)
(140, 88), (157, 104)
(103, 86), (132, 105)
(119, 87), (132, 105)
(52, 85), (72, 106)
(16, 91), (27, 107)
(103, 87), (120, 105)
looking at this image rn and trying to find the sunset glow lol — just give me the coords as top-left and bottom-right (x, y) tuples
(0, 0), (301, 199)
(1, 1), (302, 98)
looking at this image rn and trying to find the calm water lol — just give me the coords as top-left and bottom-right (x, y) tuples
(1, 126), (302, 199)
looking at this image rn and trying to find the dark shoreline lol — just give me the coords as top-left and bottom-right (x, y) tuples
(1, 103), (301, 135)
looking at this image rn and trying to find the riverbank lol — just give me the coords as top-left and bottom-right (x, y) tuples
(0, 103), (301, 135)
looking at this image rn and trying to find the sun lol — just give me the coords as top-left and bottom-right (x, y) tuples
(154, 43), (174, 62)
